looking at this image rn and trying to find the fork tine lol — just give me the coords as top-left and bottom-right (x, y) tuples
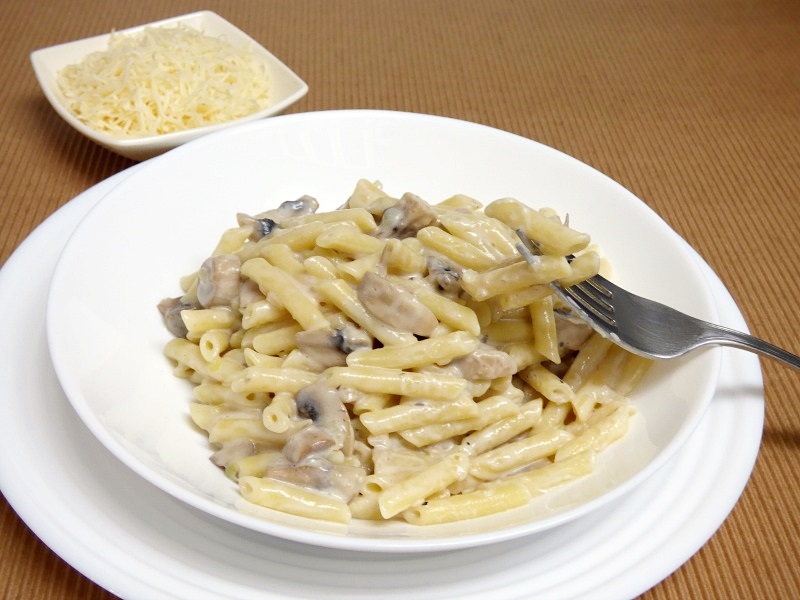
(514, 229), (618, 330)
(514, 229), (541, 264)
(575, 277), (614, 308)
(556, 282), (617, 329)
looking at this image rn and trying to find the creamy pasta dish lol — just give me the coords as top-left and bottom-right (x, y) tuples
(158, 180), (650, 525)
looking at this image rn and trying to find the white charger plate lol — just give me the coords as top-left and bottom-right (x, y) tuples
(0, 167), (763, 599)
(45, 111), (722, 551)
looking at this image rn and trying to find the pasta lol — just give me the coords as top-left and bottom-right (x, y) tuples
(158, 181), (650, 526)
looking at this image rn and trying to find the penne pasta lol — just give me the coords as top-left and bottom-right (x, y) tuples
(158, 180), (650, 527)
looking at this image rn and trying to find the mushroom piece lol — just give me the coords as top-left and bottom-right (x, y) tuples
(294, 383), (355, 456)
(449, 345), (517, 380)
(236, 213), (280, 240)
(357, 271), (438, 337)
(157, 296), (198, 338)
(237, 195), (320, 240)
(282, 424), (336, 463)
(376, 192), (437, 239)
(264, 462), (366, 502)
(426, 255), (463, 296)
(238, 278), (265, 307)
(271, 195), (319, 220)
(295, 324), (372, 368)
(196, 253), (242, 308)
(210, 439), (258, 468)
(554, 310), (594, 354)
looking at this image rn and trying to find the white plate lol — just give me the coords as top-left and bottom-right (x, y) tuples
(46, 110), (723, 551)
(0, 168), (763, 599)
(30, 11), (308, 161)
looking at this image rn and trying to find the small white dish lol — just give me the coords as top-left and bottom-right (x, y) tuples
(46, 110), (723, 552)
(30, 11), (308, 161)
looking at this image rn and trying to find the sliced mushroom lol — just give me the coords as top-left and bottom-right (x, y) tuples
(264, 462), (366, 502)
(237, 195), (320, 240)
(196, 254), (242, 308)
(272, 195), (319, 220)
(157, 296), (197, 338)
(334, 324), (373, 353)
(357, 271), (438, 337)
(555, 310), (594, 354)
(376, 192), (437, 239)
(282, 424), (336, 463)
(294, 383), (355, 456)
(236, 213), (280, 240)
(426, 255), (463, 296)
(238, 278), (265, 307)
(210, 439), (258, 468)
(449, 345), (517, 380)
(295, 324), (372, 368)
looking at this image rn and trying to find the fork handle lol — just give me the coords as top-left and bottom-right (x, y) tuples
(704, 324), (800, 370)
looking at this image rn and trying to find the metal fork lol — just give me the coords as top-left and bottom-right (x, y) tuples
(515, 230), (800, 370)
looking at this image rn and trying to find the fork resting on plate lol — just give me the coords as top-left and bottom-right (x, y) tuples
(515, 231), (800, 370)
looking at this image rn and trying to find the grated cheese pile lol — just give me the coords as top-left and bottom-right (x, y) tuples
(57, 25), (271, 139)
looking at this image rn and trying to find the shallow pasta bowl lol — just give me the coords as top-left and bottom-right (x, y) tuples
(46, 110), (721, 552)
(30, 11), (308, 161)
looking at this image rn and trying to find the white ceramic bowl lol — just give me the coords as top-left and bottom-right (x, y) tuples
(46, 110), (721, 552)
(30, 11), (308, 161)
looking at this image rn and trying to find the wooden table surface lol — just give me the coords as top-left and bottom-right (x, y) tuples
(1, 1), (799, 598)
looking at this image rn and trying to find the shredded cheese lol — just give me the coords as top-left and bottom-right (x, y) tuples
(57, 25), (271, 138)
